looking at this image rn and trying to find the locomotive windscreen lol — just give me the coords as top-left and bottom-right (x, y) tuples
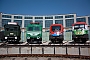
(28, 26), (40, 31)
(74, 24), (85, 29)
(28, 27), (33, 31)
(34, 26), (40, 31)
(52, 26), (61, 32)
(4, 25), (20, 31)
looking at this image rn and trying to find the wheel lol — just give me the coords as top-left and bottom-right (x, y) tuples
(27, 39), (31, 43)
(58, 38), (63, 43)
(59, 40), (63, 43)
(39, 38), (42, 44)
(15, 41), (19, 44)
(51, 39), (54, 43)
(38, 41), (42, 44)
(73, 38), (78, 43)
(82, 40), (86, 43)
(81, 38), (87, 43)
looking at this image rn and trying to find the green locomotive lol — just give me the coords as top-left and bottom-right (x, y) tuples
(72, 22), (89, 43)
(26, 22), (42, 44)
(3, 22), (21, 43)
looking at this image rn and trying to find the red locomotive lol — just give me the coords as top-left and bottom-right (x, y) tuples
(49, 24), (64, 43)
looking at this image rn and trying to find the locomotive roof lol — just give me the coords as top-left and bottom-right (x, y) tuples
(27, 23), (42, 27)
(30, 22), (39, 24)
(4, 24), (20, 27)
(72, 22), (87, 26)
(50, 24), (63, 26)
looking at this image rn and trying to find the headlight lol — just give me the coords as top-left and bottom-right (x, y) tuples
(27, 37), (30, 39)
(15, 37), (17, 39)
(37, 34), (40, 36)
(37, 36), (40, 39)
(5, 37), (7, 39)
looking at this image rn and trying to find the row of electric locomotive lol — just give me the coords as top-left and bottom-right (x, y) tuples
(0, 21), (89, 44)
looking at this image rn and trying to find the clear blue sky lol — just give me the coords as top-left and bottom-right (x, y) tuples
(0, 0), (90, 16)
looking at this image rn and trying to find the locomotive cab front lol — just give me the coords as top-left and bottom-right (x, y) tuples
(26, 22), (42, 44)
(49, 24), (64, 43)
(3, 22), (21, 43)
(72, 22), (89, 43)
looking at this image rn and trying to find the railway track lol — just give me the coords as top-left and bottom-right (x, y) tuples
(0, 54), (90, 59)
(0, 40), (90, 45)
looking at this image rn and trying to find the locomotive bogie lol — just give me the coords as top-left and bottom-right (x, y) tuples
(72, 34), (88, 43)
(49, 35), (63, 43)
(27, 38), (42, 44)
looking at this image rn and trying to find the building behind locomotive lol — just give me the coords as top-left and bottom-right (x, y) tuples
(26, 22), (42, 44)
(49, 24), (64, 43)
(72, 22), (89, 43)
(3, 22), (21, 43)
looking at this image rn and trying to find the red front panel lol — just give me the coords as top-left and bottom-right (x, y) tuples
(50, 24), (63, 35)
